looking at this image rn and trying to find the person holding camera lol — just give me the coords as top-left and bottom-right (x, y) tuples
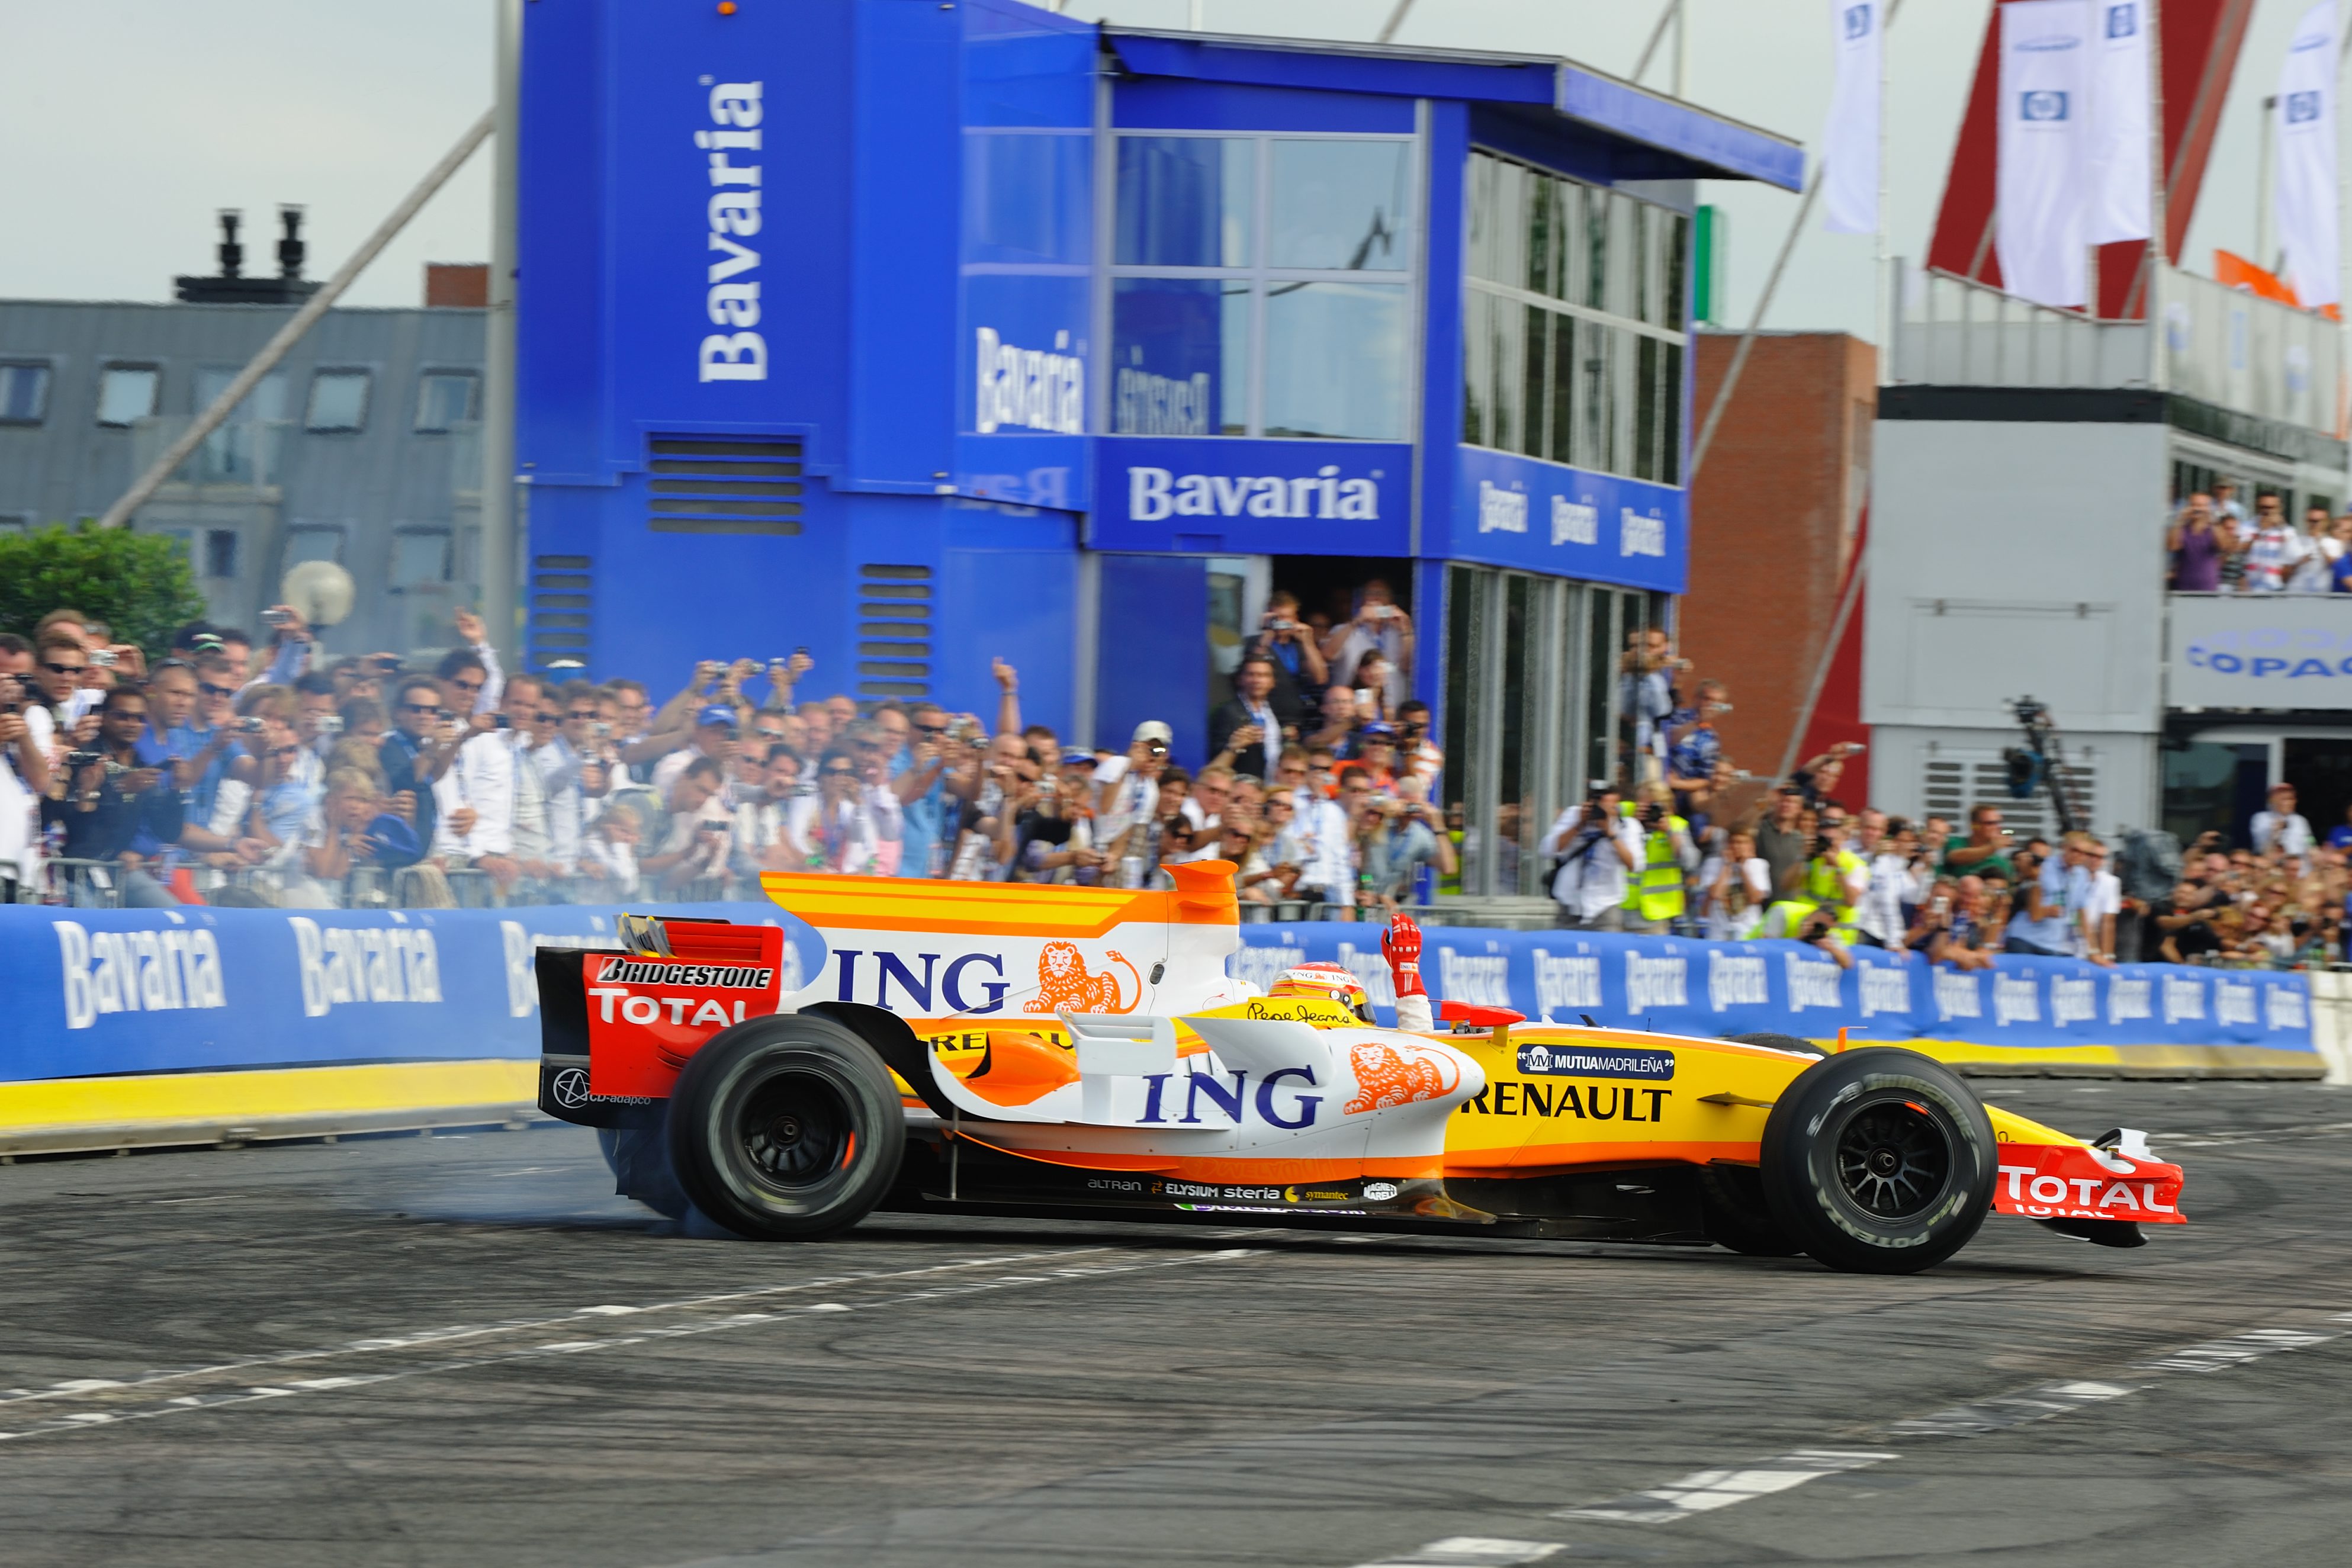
(1759, 820), (1868, 952)
(1618, 782), (1698, 934)
(1243, 591), (1329, 711)
(1352, 769), (1455, 910)
(1321, 579), (1413, 709)
(1007, 750), (1107, 884)
(0, 672), (53, 899)
(1907, 876), (1998, 971)
(40, 687), (183, 907)
(1209, 656), (1293, 782)
(1537, 782), (1644, 930)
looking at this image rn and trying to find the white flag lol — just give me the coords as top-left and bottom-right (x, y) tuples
(1997, 0), (2093, 308)
(2276, 1), (2340, 309)
(2085, 0), (2151, 244)
(1820, 0), (1882, 234)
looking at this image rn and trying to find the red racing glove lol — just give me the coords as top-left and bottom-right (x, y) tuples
(1381, 911), (1426, 999)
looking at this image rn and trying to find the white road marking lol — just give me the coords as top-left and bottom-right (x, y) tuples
(2134, 1325), (2344, 1373)
(1888, 1379), (2140, 1438)
(1353, 1537), (1564, 1567)
(1556, 1450), (1894, 1525)
(0, 1246), (1259, 1447)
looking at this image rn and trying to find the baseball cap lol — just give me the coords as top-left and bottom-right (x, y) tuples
(696, 703), (737, 728)
(1132, 720), (1173, 745)
(1359, 720), (1396, 740)
(1060, 747), (1097, 766)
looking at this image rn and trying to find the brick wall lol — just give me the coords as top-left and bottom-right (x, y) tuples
(423, 263), (490, 309)
(1682, 331), (1875, 789)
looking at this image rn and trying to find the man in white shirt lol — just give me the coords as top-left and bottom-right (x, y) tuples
(1850, 809), (1914, 951)
(2077, 834), (2123, 965)
(1320, 579), (1413, 708)
(1537, 785), (1643, 928)
(2251, 781), (2314, 869)
(1091, 722), (1168, 852)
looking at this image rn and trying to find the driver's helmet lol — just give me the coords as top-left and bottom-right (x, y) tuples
(1270, 962), (1375, 1023)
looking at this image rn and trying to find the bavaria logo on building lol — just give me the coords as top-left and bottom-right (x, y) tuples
(1621, 509), (1666, 557)
(1127, 465), (1380, 522)
(1477, 480), (1528, 534)
(698, 81), (768, 383)
(976, 327), (1084, 435)
(1551, 496), (1598, 546)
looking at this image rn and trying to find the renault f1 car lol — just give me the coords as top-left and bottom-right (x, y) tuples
(533, 863), (2186, 1274)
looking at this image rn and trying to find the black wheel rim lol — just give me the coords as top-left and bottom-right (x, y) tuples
(735, 1069), (851, 1190)
(1832, 1098), (1953, 1220)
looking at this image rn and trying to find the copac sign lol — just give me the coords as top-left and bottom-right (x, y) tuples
(2167, 600), (2352, 711)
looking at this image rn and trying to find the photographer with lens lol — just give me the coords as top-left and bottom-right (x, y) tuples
(0, 672), (53, 901)
(40, 686), (183, 907)
(1757, 812), (1869, 957)
(1537, 780), (1644, 930)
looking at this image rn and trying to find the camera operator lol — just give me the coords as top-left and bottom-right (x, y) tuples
(1091, 721), (1169, 855)
(1353, 770), (1455, 910)
(377, 677), (466, 869)
(1007, 750), (1107, 884)
(1321, 579), (1413, 708)
(1759, 817), (1868, 951)
(1907, 875), (1998, 971)
(536, 685), (613, 879)
(1618, 783), (1698, 934)
(0, 673), (53, 900)
(40, 686), (182, 907)
(639, 754), (734, 894)
(1242, 591), (1328, 711)
(1537, 782), (1643, 930)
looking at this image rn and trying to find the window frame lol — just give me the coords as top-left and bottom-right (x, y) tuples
(1462, 147), (1690, 486)
(93, 363), (162, 428)
(282, 523), (347, 569)
(1105, 128), (1424, 442)
(413, 368), (480, 433)
(388, 528), (455, 590)
(303, 367), (374, 434)
(0, 359), (55, 426)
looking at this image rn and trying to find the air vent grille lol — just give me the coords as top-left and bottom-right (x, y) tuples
(857, 564), (931, 701)
(529, 554), (594, 671)
(645, 436), (804, 534)
(1919, 754), (2097, 846)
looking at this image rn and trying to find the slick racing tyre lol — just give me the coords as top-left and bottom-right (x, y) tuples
(666, 1014), (907, 1242)
(1729, 1031), (1827, 1060)
(1699, 1165), (1800, 1257)
(1758, 1048), (1996, 1275)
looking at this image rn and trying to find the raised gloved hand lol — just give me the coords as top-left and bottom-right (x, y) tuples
(1381, 910), (1425, 999)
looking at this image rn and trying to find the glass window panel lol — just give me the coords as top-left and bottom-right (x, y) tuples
(1583, 188), (1609, 311)
(306, 370), (370, 432)
(1465, 155), (1492, 283)
(285, 528), (342, 565)
(1605, 193), (1637, 319)
(964, 128), (1091, 267)
(0, 362), (51, 423)
(1633, 203), (1656, 324)
(1489, 159), (1525, 296)
(204, 529), (240, 580)
(1660, 340), (1684, 486)
(1489, 287), (1522, 455)
(1520, 305), (1549, 460)
(1525, 176), (1553, 297)
(1612, 325), (1640, 479)
(1664, 211), (1690, 332)
(1114, 137), (1252, 268)
(391, 532), (452, 587)
(1585, 587), (1616, 788)
(1548, 309), (1576, 464)
(1267, 139), (1412, 272)
(1262, 281), (1406, 440)
(1573, 317), (1612, 473)
(1444, 565), (1478, 814)
(415, 371), (478, 431)
(1111, 277), (1244, 436)
(1462, 290), (1492, 446)
(1634, 334), (1661, 482)
(95, 367), (159, 426)
(1557, 181), (1586, 306)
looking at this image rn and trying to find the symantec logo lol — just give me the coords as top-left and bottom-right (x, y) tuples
(56, 920), (227, 1031)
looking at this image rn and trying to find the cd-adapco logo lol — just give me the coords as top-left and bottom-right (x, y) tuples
(548, 1067), (592, 1110)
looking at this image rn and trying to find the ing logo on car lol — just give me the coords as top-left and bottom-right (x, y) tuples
(1344, 1040), (1460, 1114)
(1024, 943), (1140, 1014)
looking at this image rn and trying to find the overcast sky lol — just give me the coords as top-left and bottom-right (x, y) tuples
(0, 0), (2322, 338)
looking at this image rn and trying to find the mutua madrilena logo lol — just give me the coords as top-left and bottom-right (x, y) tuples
(1128, 464), (1380, 522)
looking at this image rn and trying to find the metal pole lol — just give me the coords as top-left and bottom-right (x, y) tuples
(1673, 0), (1690, 98)
(482, 0), (522, 669)
(1689, 0), (1905, 483)
(1376, 0), (1416, 44)
(2147, 0), (2168, 391)
(98, 111), (494, 532)
(2258, 94), (2278, 272)
(1774, 547), (1867, 782)
(1631, 0), (1679, 85)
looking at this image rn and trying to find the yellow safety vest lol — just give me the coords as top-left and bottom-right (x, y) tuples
(1620, 809), (1689, 921)
(1800, 849), (1865, 940)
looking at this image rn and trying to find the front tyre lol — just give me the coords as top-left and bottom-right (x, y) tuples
(1759, 1048), (1996, 1275)
(666, 1015), (907, 1242)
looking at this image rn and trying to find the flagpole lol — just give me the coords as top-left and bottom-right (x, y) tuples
(2148, 0), (2168, 391)
(1877, 0), (1891, 387)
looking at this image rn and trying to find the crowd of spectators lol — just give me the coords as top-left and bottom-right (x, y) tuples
(0, 579), (1455, 915)
(2167, 479), (2352, 593)
(1528, 634), (2341, 971)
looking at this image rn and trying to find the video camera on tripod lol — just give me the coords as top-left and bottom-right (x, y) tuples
(2001, 695), (2078, 836)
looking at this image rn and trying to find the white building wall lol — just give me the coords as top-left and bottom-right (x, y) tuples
(1866, 419), (2169, 829)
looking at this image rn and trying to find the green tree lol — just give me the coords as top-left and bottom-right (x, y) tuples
(0, 522), (208, 659)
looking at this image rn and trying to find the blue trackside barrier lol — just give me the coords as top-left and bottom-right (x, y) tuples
(1229, 925), (2319, 1064)
(0, 902), (822, 1085)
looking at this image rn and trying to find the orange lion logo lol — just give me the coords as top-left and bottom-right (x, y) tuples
(1343, 1040), (1460, 1114)
(1024, 943), (1141, 1014)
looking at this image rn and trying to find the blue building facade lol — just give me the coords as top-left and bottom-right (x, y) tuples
(514, 1), (1800, 892)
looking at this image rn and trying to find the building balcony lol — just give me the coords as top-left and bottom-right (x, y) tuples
(1890, 262), (2343, 438)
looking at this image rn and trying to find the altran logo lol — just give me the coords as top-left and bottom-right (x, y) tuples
(698, 81), (767, 383)
(2019, 89), (2070, 121)
(976, 327), (1083, 435)
(1127, 466), (1380, 522)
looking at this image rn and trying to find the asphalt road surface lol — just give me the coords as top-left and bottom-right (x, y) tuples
(4, 1079), (2350, 1567)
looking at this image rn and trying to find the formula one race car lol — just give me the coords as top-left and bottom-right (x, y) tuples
(533, 863), (2185, 1274)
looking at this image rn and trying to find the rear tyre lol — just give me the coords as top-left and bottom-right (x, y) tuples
(1730, 1031), (1828, 1059)
(666, 1014), (907, 1242)
(1759, 1048), (1996, 1275)
(1699, 1165), (1801, 1257)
